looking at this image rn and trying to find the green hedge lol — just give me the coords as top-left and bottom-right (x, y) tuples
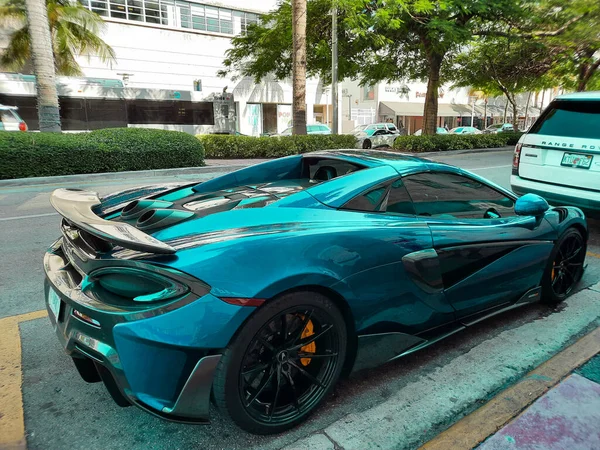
(392, 132), (523, 153)
(0, 128), (205, 179)
(197, 134), (357, 158)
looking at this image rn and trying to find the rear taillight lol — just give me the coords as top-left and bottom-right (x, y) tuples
(18, 122), (27, 131)
(512, 143), (522, 175)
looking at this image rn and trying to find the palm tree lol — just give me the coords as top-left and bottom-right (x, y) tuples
(1, 0), (116, 76)
(291, 0), (307, 135)
(20, 0), (61, 131)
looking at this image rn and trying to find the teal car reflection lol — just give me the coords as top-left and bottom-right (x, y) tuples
(43, 150), (587, 434)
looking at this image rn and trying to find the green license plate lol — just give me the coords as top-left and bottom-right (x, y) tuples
(48, 288), (61, 321)
(561, 153), (593, 169)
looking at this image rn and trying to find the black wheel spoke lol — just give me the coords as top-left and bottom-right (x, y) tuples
(291, 324), (333, 350)
(296, 352), (338, 359)
(245, 368), (275, 407)
(284, 368), (300, 411)
(242, 362), (271, 376)
(289, 360), (326, 389)
(552, 272), (562, 288)
(258, 336), (276, 353)
(268, 367), (282, 421)
(565, 246), (581, 261)
(292, 310), (314, 345)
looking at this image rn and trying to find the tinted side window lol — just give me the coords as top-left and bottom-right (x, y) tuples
(403, 172), (515, 219)
(529, 100), (600, 139)
(343, 185), (388, 212)
(384, 179), (415, 215)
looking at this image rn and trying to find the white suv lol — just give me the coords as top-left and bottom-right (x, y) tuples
(511, 92), (600, 217)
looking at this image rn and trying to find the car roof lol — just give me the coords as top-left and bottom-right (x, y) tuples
(305, 149), (448, 176)
(554, 91), (600, 101)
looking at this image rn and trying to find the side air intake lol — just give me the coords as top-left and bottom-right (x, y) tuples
(136, 209), (195, 231)
(121, 199), (174, 220)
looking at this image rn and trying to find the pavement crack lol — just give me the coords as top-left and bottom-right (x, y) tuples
(323, 430), (345, 450)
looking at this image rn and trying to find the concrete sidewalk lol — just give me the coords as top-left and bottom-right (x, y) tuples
(479, 363), (600, 450)
(281, 284), (600, 450)
(0, 146), (512, 188)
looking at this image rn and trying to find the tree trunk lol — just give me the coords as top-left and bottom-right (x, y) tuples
(524, 92), (531, 130)
(291, 0), (307, 135)
(24, 0), (61, 131)
(503, 101), (508, 123)
(423, 53), (442, 135)
(505, 93), (519, 130)
(483, 99), (487, 129)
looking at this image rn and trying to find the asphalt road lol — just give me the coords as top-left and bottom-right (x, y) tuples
(1, 150), (599, 450)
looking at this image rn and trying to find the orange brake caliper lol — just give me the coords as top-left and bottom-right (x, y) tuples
(299, 318), (316, 366)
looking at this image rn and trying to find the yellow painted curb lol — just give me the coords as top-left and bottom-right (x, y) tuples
(420, 326), (600, 450)
(0, 310), (47, 450)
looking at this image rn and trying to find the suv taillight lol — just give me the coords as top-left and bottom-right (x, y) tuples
(512, 143), (522, 175)
(18, 122), (27, 131)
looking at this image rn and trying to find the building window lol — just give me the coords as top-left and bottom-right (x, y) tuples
(81, 0), (257, 35)
(363, 85), (375, 101)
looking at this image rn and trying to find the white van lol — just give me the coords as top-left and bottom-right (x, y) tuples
(510, 92), (600, 216)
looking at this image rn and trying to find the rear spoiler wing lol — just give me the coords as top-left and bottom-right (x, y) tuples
(50, 188), (176, 254)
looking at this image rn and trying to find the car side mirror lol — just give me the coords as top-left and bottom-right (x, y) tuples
(515, 193), (550, 217)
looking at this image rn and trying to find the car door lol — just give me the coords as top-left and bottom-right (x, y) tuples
(402, 170), (556, 321)
(337, 179), (456, 335)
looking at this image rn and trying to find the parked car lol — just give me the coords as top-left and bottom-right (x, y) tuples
(0, 105), (27, 131)
(450, 126), (481, 134)
(511, 91), (600, 217)
(352, 123), (402, 137)
(483, 123), (516, 134)
(278, 124), (331, 136)
(44, 150), (587, 434)
(413, 127), (449, 136)
(355, 127), (400, 149)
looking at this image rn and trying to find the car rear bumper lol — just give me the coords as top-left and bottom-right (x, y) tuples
(43, 240), (252, 423)
(511, 175), (600, 216)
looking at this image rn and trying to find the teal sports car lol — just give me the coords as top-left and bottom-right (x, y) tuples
(44, 150), (587, 434)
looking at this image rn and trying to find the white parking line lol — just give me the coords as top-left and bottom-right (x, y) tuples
(0, 212), (57, 222)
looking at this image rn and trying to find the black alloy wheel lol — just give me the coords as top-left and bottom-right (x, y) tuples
(213, 291), (347, 434)
(542, 227), (586, 305)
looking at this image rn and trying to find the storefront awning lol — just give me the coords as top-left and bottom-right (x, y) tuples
(380, 101), (484, 117)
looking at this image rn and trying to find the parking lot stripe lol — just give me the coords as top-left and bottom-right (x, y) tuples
(587, 251), (600, 259)
(420, 326), (600, 450)
(0, 310), (48, 450)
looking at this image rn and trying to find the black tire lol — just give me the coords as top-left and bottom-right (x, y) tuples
(541, 227), (586, 305)
(362, 139), (372, 149)
(213, 291), (347, 434)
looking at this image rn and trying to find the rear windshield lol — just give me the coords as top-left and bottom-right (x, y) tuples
(0, 110), (20, 124)
(529, 100), (600, 139)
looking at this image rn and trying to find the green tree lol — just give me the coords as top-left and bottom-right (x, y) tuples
(542, 1), (600, 91)
(452, 39), (555, 129)
(0, 0), (116, 76)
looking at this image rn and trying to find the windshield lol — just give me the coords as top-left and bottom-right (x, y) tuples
(352, 125), (368, 133)
(529, 100), (600, 140)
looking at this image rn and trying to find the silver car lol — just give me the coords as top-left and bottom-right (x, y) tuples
(0, 105), (27, 131)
